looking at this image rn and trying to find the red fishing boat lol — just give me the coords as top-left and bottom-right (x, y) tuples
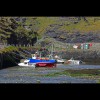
(35, 62), (56, 67)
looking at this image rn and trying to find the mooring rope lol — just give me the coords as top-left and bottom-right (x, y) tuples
(22, 49), (31, 54)
(12, 51), (27, 59)
(11, 54), (20, 60)
(18, 50), (30, 58)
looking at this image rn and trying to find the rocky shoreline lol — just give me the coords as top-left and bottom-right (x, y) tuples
(60, 50), (100, 64)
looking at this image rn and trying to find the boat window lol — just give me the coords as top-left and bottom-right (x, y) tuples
(24, 62), (27, 64)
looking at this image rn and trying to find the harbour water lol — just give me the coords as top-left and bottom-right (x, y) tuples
(0, 64), (100, 83)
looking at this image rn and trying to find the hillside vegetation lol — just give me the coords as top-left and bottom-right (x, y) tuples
(0, 17), (100, 45)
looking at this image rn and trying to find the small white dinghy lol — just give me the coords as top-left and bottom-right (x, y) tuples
(66, 57), (82, 65)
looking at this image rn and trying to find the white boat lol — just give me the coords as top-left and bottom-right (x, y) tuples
(18, 53), (57, 67)
(56, 58), (65, 64)
(18, 59), (36, 67)
(66, 57), (82, 65)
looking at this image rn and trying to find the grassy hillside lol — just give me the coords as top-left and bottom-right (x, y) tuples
(0, 17), (100, 45)
(60, 17), (100, 33)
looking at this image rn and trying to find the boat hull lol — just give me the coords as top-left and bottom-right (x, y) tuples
(56, 59), (64, 64)
(18, 58), (57, 68)
(18, 63), (36, 67)
(35, 62), (56, 67)
(66, 60), (80, 65)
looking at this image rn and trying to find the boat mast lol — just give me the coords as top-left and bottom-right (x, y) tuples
(51, 43), (54, 59)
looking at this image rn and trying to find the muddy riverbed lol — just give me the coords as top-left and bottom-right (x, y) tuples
(0, 64), (100, 83)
